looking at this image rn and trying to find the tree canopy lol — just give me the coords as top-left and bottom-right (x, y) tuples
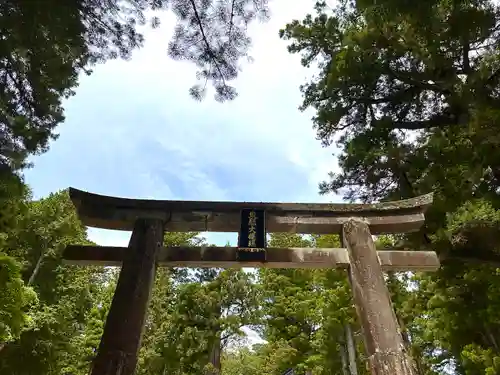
(279, 0), (500, 373)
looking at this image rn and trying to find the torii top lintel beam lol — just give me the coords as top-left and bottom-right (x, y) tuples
(68, 188), (433, 235)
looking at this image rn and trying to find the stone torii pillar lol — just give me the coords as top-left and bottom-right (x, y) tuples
(63, 188), (436, 375)
(343, 219), (415, 375)
(90, 218), (163, 375)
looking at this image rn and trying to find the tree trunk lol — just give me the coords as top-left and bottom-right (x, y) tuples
(208, 334), (221, 375)
(486, 327), (499, 351)
(27, 248), (45, 286)
(345, 324), (359, 375)
(339, 337), (350, 375)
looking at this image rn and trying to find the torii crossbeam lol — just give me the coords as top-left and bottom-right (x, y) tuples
(64, 188), (437, 375)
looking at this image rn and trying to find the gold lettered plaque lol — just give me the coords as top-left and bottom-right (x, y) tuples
(237, 208), (266, 262)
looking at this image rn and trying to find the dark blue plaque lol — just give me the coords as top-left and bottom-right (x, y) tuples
(237, 208), (266, 262)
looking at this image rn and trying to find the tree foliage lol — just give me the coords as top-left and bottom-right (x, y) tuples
(0, 189), (105, 375)
(280, 0), (500, 373)
(0, 254), (36, 346)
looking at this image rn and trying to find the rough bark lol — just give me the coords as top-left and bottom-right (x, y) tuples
(90, 218), (163, 375)
(208, 334), (221, 375)
(342, 219), (417, 375)
(339, 337), (350, 375)
(345, 324), (359, 375)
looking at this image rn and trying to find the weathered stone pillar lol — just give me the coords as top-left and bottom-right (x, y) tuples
(91, 218), (163, 375)
(342, 219), (416, 375)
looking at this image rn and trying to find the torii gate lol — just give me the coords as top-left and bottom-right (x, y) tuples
(63, 188), (438, 375)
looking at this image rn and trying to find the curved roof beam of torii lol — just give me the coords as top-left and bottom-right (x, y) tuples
(68, 187), (433, 235)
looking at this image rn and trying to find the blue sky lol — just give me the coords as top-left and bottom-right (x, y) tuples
(24, 0), (342, 248)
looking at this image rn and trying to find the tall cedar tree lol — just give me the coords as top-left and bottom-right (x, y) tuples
(281, 0), (500, 373)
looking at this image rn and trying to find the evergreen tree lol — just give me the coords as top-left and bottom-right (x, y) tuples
(280, 0), (500, 372)
(0, 190), (105, 375)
